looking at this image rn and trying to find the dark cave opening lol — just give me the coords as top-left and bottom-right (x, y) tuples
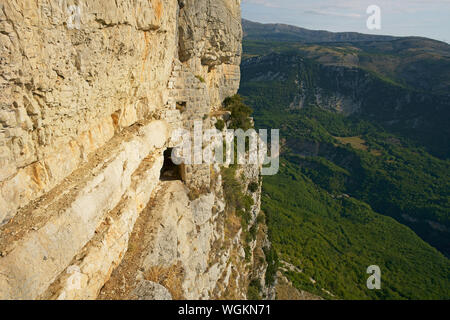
(160, 148), (183, 181)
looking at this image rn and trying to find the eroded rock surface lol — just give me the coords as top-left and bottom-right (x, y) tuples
(0, 0), (273, 300)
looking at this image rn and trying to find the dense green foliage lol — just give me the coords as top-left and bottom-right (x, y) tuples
(263, 159), (449, 299)
(224, 94), (254, 131)
(248, 182), (259, 193)
(263, 245), (279, 287)
(241, 87), (450, 257)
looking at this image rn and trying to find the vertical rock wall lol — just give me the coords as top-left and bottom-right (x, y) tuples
(0, 0), (272, 300)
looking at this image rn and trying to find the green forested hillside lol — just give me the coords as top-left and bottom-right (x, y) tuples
(253, 103), (450, 299)
(243, 38), (450, 97)
(239, 22), (450, 299)
(245, 103), (450, 256)
(263, 159), (449, 300)
(241, 51), (450, 158)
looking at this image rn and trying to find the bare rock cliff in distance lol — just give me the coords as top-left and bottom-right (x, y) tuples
(0, 0), (274, 300)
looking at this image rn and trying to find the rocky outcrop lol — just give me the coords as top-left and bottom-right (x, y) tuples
(0, 0), (270, 300)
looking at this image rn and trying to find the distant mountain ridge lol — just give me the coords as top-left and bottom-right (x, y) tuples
(243, 19), (450, 98)
(243, 19), (401, 43)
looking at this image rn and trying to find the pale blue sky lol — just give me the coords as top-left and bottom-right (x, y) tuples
(242, 0), (450, 43)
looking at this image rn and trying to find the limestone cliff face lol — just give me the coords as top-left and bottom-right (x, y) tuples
(0, 0), (271, 300)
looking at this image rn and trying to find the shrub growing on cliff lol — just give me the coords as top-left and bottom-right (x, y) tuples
(222, 167), (254, 214)
(223, 94), (253, 131)
(263, 246), (279, 286)
(247, 223), (258, 242)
